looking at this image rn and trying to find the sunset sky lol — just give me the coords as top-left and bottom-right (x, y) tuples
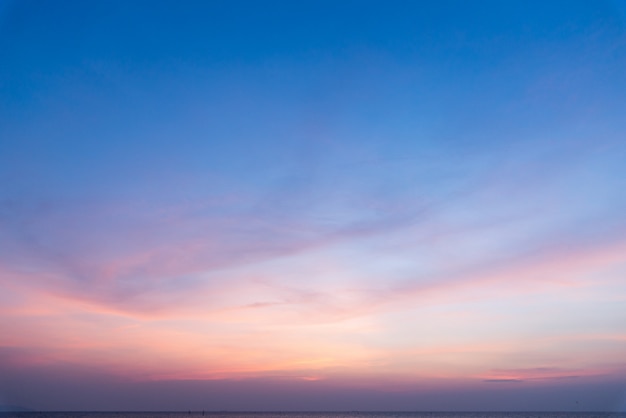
(1, 0), (626, 411)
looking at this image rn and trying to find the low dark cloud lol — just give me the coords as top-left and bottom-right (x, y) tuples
(1, 359), (625, 411)
(483, 379), (523, 383)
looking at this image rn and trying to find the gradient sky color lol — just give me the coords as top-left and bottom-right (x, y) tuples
(1, 0), (626, 412)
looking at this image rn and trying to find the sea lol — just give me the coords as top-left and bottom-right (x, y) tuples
(1, 412), (625, 418)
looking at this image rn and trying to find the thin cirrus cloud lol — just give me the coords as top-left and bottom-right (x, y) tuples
(1, 0), (626, 411)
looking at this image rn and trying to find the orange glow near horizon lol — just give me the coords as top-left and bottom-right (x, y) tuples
(2, 233), (625, 385)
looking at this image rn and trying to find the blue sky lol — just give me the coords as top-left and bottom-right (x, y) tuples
(1, 0), (626, 411)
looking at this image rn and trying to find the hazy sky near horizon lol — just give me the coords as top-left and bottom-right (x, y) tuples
(1, 0), (626, 411)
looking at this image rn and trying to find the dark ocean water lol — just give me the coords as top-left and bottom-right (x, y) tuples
(1, 412), (625, 418)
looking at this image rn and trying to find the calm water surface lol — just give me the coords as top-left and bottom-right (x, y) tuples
(2, 412), (625, 418)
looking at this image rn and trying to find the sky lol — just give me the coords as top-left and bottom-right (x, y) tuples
(1, 0), (626, 412)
